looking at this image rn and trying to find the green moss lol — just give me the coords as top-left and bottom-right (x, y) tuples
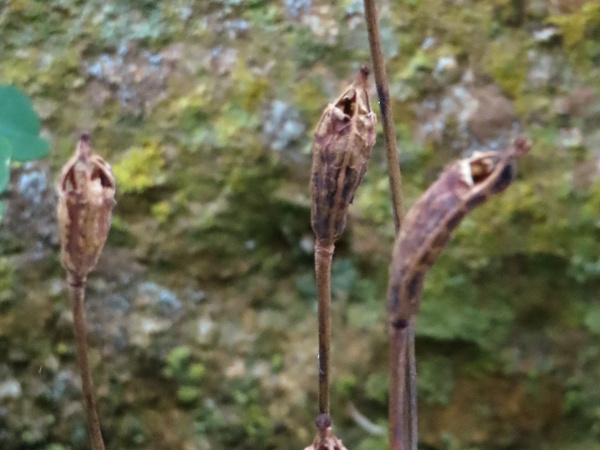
(150, 200), (173, 224)
(55, 342), (70, 356)
(167, 83), (213, 130)
(293, 76), (326, 120)
(400, 49), (435, 80)
(0, 56), (37, 85)
(564, 346), (600, 438)
(417, 262), (514, 351)
(107, 216), (137, 248)
(5, 0), (600, 448)
(165, 348), (204, 406)
(355, 175), (394, 225)
(347, 303), (381, 329)
(585, 304), (600, 335)
(163, 345), (191, 378)
(492, 0), (526, 26)
(356, 436), (389, 450)
(292, 26), (331, 70)
(188, 363), (206, 382)
(177, 386), (200, 405)
(241, 404), (270, 443)
(230, 61), (270, 112)
(113, 140), (166, 194)
(483, 33), (528, 98)
(213, 108), (259, 148)
(0, 258), (15, 307)
(548, 2), (600, 49)
(118, 414), (146, 445)
(244, 3), (281, 27)
(365, 372), (389, 406)
(335, 373), (357, 399)
(418, 356), (454, 406)
(270, 353), (283, 372)
(546, 1), (600, 70)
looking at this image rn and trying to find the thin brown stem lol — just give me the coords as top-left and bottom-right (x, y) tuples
(68, 275), (106, 450)
(406, 323), (418, 448)
(315, 240), (334, 415)
(363, 1), (418, 449)
(407, 320), (418, 450)
(389, 325), (407, 450)
(363, 0), (404, 230)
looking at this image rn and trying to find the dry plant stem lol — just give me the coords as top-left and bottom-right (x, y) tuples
(407, 319), (418, 449)
(315, 240), (334, 415)
(310, 68), (376, 428)
(363, 1), (416, 449)
(68, 275), (106, 450)
(389, 325), (408, 450)
(363, 0), (404, 229)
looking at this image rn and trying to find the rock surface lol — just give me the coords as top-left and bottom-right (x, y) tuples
(1, 1), (600, 449)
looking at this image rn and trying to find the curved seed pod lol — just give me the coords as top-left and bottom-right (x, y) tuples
(388, 137), (531, 327)
(311, 66), (377, 245)
(304, 414), (348, 450)
(57, 133), (116, 283)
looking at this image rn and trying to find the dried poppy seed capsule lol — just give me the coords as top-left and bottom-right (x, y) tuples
(387, 137), (531, 328)
(311, 66), (377, 245)
(57, 133), (116, 284)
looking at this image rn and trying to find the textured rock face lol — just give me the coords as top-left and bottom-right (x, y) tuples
(414, 75), (518, 152)
(1, 0), (600, 449)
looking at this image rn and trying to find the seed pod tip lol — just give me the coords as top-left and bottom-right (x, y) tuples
(57, 133), (116, 281)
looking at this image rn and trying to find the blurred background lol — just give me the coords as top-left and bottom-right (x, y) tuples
(1, 0), (599, 449)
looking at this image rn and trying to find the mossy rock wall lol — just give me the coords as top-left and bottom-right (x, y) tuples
(1, 0), (600, 449)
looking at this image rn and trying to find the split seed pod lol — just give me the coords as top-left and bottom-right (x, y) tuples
(311, 66), (377, 245)
(388, 137), (531, 327)
(303, 414), (348, 450)
(57, 133), (116, 283)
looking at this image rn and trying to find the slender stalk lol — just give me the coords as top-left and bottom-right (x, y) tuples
(68, 275), (106, 450)
(363, 0), (404, 229)
(389, 325), (407, 450)
(407, 319), (418, 450)
(363, 1), (417, 449)
(315, 240), (334, 415)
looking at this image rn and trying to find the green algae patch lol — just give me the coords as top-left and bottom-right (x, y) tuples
(547, 2), (600, 49)
(547, 1), (600, 69)
(113, 140), (166, 194)
(150, 200), (173, 224)
(0, 257), (16, 307)
(483, 33), (528, 99)
(418, 356), (454, 406)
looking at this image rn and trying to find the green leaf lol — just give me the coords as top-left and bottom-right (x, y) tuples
(0, 85), (49, 162)
(0, 137), (11, 193)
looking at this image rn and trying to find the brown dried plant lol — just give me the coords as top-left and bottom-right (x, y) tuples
(388, 139), (531, 326)
(362, 1), (531, 449)
(362, 0), (416, 447)
(57, 133), (116, 450)
(310, 67), (377, 423)
(386, 138), (530, 449)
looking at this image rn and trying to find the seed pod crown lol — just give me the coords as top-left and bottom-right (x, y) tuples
(388, 137), (531, 327)
(57, 133), (116, 283)
(311, 67), (377, 245)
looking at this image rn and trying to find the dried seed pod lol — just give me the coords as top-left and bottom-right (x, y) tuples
(388, 137), (531, 327)
(304, 414), (348, 450)
(57, 133), (116, 283)
(311, 66), (377, 245)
